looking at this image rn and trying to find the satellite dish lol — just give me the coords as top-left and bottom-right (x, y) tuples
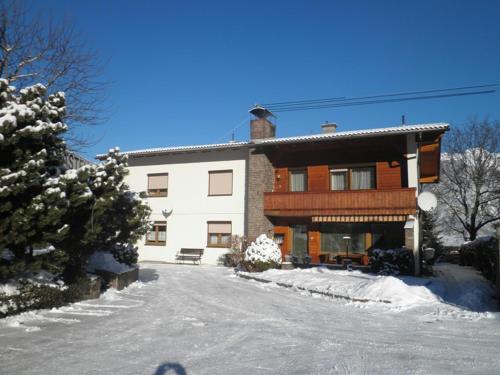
(417, 192), (437, 211)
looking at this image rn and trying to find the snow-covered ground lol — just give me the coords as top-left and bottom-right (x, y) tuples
(239, 263), (498, 313)
(1, 263), (500, 374)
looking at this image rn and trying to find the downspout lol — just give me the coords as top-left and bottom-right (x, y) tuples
(416, 132), (423, 275)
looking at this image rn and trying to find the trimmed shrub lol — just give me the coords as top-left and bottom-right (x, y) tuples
(370, 248), (413, 276)
(219, 235), (247, 267)
(240, 260), (281, 273)
(0, 277), (89, 318)
(459, 236), (499, 284)
(242, 234), (281, 272)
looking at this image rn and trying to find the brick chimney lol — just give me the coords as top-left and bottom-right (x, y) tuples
(321, 122), (337, 133)
(249, 105), (276, 140)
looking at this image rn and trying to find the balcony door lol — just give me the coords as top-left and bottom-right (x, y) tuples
(291, 225), (308, 262)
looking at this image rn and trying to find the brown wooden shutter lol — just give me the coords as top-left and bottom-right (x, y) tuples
(308, 228), (321, 263)
(274, 168), (288, 192)
(308, 165), (329, 192)
(376, 161), (401, 189)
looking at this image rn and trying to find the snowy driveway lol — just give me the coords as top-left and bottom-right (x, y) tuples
(1, 264), (500, 375)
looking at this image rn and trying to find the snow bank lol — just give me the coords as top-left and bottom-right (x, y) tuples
(429, 263), (497, 312)
(243, 267), (438, 308)
(240, 264), (498, 312)
(86, 251), (136, 274)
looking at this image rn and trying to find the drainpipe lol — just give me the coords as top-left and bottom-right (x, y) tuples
(415, 132), (423, 275)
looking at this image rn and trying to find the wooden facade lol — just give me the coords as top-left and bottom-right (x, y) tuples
(264, 189), (417, 217)
(263, 132), (445, 265)
(418, 136), (442, 183)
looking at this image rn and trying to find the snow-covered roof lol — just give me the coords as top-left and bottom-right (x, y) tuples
(96, 141), (249, 159)
(96, 123), (449, 159)
(255, 123), (449, 145)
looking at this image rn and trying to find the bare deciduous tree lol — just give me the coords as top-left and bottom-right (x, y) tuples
(0, 0), (107, 148)
(434, 118), (500, 241)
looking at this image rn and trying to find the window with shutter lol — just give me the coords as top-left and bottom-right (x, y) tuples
(208, 170), (233, 196)
(148, 173), (168, 197)
(207, 221), (232, 247)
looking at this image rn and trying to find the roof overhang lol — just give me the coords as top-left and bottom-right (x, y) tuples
(95, 123), (449, 161)
(255, 123), (449, 147)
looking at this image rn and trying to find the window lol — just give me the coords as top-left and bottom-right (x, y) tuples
(207, 221), (232, 247)
(320, 223), (366, 254)
(330, 166), (375, 190)
(208, 170), (233, 196)
(330, 169), (348, 190)
(146, 221), (167, 245)
(291, 225), (308, 261)
(148, 173), (168, 197)
(351, 167), (375, 190)
(289, 168), (307, 192)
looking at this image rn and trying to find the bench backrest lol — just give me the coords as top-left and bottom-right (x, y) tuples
(180, 248), (204, 256)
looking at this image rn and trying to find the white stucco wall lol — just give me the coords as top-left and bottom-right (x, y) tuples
(126, 148), (247, 265)
(406, 133), (421, 274)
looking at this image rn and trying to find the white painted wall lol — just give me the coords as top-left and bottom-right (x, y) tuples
(126, 149), (247, 265)
(406, 133), (421, 274)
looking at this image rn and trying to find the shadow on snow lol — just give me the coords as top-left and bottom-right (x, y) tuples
(153, 362), (187, 375)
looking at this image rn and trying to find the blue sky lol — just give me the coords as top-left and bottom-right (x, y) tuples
(31, 1), (500, 158)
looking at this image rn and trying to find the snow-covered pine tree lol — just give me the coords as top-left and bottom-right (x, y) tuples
(421, 210), (444, 263)
(0, 79), (150, 282)
(53, 165), (96, 282)
(88, 148), (150, 265)
(0, 80), (68, 277)
(57, 148), (150, 282)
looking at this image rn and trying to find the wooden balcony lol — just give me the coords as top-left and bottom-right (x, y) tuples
(263, 188), (417, 217)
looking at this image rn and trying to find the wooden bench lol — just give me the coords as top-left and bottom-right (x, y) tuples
(176, 248), (204, 265)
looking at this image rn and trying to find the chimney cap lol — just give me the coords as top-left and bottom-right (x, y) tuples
(249, 105), (275, 119)
(321, 122), (337, 133)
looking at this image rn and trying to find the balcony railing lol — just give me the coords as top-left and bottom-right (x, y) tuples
(263, 188), (417, 217)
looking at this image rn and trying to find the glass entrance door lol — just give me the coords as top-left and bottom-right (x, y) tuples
(291, 225), (308, 263)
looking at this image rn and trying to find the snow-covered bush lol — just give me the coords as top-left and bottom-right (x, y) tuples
(460, 236), (498, 283)
(0, 274), (85, 318)
(219, 235), (247, 267)
(243, 234), (281, 272)
(370, 248), (413, 276)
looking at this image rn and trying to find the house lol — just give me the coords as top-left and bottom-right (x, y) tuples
(109, 107), (448, 274)
(123, 145), (248, 265)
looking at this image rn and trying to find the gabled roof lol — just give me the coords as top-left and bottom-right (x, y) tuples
(255, 123), (449, 145)
(95, 141), (248, 159)
(95, 123), (449, 159)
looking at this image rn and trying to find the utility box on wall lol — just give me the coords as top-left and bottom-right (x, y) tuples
(404, 220), (415, 250)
